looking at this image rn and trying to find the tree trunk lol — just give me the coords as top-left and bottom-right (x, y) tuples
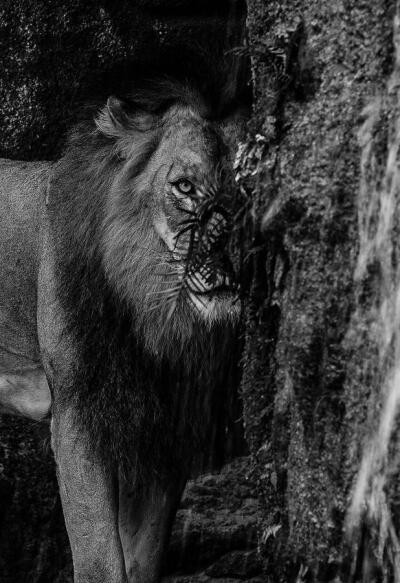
(240, 0), (399, 580)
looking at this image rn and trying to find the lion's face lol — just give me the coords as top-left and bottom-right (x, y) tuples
(147, 107), (241, 321)
(97, 95), (245, 351)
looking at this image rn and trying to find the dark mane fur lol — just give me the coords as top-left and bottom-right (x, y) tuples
(81, 46), (251, 121)
(48, 62), (244, 485)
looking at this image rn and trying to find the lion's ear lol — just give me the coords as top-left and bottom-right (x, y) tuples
(95, 96), (131, 139)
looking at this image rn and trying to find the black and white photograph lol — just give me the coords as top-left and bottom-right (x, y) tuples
(0, 1), (397, 582)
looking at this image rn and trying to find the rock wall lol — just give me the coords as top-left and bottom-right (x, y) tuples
(240, 0), (398, 580)
(0, 0), (241, 160)
(164, 457), (262, 583)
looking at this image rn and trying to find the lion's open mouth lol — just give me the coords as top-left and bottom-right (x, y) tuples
(196, 283), (232, 297)
(185, 269), (239, 321)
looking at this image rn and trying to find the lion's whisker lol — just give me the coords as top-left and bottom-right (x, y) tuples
(153, 272), (181, 279)
(146, 286), (182, 297)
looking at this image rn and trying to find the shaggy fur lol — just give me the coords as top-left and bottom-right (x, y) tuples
(47, 68), (245, 485)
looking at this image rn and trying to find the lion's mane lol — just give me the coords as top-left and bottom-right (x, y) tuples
(47, 60), (244, 485)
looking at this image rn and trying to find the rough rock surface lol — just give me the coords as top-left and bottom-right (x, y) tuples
(0, 0), (240, 160)
(164, 457), (261, 581)
(239, 0), (398, 580)
(0, 417), (70, 583)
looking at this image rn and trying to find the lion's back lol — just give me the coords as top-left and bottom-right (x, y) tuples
(0, 158), (51, 369)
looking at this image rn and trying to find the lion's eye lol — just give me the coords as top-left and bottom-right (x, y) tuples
(174, 179), (195, 196)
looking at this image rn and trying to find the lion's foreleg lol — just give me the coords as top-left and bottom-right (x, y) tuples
(118, 475), (186, 583)
(38, 216), (128, 582)
(51, 406), (128, 583)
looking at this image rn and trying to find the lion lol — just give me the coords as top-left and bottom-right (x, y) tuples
(0, 66), (247, 582)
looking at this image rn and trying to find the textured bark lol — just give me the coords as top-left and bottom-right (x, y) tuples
(240, 0), (397, 581)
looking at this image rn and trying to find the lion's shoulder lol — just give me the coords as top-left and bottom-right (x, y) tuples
(0, 158), (51, 235)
